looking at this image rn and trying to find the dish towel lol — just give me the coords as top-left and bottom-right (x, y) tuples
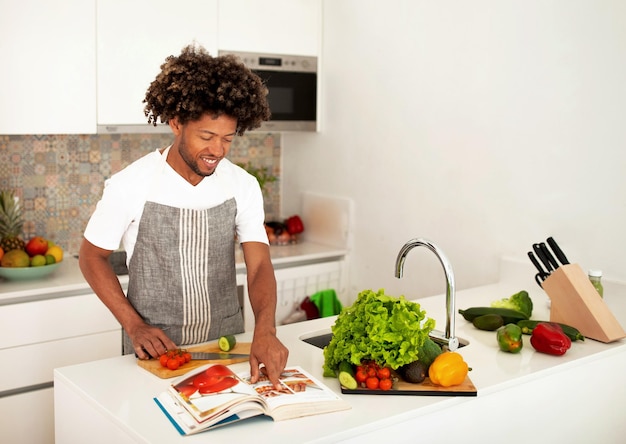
(310, 289), (343, 317)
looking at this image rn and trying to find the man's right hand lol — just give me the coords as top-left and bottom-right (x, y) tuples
(128, 322), (178, 359)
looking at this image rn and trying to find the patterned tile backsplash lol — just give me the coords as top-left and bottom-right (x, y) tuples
(0, 133), (281, 254)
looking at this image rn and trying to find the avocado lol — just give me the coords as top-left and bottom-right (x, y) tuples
(399, 360), (427, 383)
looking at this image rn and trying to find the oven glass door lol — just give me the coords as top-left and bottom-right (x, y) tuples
(254, 70), (317, 122)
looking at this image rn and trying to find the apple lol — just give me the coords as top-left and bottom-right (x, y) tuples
(25, 236), (49, 257)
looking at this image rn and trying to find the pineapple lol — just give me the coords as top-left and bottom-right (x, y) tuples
(0, 190), (25, 252)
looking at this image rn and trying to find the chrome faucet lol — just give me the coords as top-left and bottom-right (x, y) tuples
(395, 238), (459, 351)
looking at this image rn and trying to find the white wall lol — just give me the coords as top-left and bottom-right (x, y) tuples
(282, 0), (626, 302)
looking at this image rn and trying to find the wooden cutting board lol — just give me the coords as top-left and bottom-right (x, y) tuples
(341, 375), (477, 396)
(137, 341), (251, 379)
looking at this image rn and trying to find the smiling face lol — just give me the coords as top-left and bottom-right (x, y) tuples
(168, 113), (238, 185)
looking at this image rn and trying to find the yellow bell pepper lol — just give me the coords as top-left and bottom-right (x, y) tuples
(428, 351), (469, 387)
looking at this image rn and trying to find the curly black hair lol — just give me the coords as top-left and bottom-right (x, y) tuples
(143, 44), (271, 135)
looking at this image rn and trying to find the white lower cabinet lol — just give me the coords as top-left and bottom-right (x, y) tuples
(0, 386), (54, 444)
(0, 292), (121, 444)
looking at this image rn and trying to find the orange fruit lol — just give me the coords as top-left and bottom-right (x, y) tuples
(46, 245), (64, 263)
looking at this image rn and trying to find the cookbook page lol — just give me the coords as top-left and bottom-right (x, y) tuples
(239, 367), (344, 411)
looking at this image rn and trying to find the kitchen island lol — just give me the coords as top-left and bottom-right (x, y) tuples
(54, 259), (626, 443)
(1, 240), (347, 444)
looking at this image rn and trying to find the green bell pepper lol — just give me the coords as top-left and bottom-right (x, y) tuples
(496, 323), (523, 353)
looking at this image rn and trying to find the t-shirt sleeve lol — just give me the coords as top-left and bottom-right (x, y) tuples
(83, 176), (140, 250)
(234, 170), (269, 245)
(83, 153), (156, 251)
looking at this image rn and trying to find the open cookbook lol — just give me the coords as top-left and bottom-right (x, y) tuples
(154, 363), (350, 435)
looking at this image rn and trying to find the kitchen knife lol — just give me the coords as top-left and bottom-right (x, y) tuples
(189, 352), (249, 361)
(533, 243), (553, 273)
(546, 236), (570, 265)
(539, 242), (560, 270)
(528, 251), (549, 280)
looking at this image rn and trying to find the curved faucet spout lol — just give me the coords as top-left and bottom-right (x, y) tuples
(395, 238), (459, 351)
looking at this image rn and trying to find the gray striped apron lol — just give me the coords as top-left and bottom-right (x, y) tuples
(123, 197), (244, 354)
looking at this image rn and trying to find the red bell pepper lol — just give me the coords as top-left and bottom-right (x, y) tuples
(191, 365), (239, 394)
(530, 322), (572, 356)
(285, 215), (304, 235)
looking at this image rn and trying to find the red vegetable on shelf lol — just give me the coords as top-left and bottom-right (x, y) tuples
(285, 215), (304, 235)
(530, 322), (572, 356)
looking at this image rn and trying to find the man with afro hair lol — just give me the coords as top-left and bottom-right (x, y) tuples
(79, 44), (288, 388)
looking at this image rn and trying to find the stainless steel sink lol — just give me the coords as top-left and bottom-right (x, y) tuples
(299, 330), (469, 350)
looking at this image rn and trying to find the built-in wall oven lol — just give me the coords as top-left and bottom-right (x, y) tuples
(219, 50), (317, 132)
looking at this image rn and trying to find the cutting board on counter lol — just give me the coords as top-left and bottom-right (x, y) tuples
(342, 375), (477, 397)
(301, 192), (353, 249)
(137, 341), (251, 379)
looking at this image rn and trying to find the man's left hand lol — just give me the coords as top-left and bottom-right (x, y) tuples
(248, 333), (289, 389)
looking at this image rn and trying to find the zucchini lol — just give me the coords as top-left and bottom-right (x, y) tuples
(337, 361), (358, 389)
(517, 320), (585, 342)
(459, 307), (529, 324)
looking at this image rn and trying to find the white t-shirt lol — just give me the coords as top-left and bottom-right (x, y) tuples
(84, 148), (268, 262)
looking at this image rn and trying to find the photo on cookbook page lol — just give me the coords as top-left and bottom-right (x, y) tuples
(170, 365), (258, 421)
(241, 368), (330, 404)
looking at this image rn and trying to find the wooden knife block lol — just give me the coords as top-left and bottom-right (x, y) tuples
(542, 264), (626, 343)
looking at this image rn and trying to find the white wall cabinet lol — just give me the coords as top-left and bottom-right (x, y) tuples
(0, 0), (320, 135)
(217, 0), (321, 56)
(0, 292), (121, 444)
(0, 0), (96, 135)
(96, 0), (218, 131)
(97, 0), (320, 132)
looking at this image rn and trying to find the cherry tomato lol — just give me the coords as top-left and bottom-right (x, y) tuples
(166, 358), (180, 370)
(355, 369), (368, 384)
(159, 354), (170, 367)
(366, 366), (377, 378)
(176, 354), (186, 365)
(377, 367), (391, 380)
(379, 378), (393, 391)
(183, 352), (192, 363)
(365, 376), (380, 390)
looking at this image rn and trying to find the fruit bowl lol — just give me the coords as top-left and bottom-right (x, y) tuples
(0, 263), (60, 281)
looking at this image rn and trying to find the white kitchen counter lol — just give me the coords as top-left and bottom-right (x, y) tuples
(53, 259), (626, 443)
(0, 241), (346, 305)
